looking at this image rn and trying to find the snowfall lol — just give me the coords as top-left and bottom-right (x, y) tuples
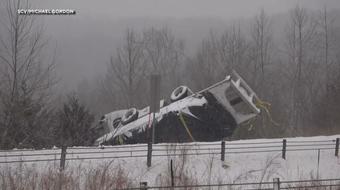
(1, 135), (340, 189)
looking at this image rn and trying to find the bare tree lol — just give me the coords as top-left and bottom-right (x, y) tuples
(250, 9), (272, 90)
(143, 27), (185, 97)
(101, 28), (185, 110)
(0, 0), (57, 148)
(187, 32), (223, 90)
(284, 5), (317, 133)
(317, 6), (337, 97)
(311, 6), (339, 132)
(188, 24), (249, 91)
(246, 10), (279, 137)
(322, 7), (330, 88)
(107, 29), (147, 107)
(219, 23), (249, 77)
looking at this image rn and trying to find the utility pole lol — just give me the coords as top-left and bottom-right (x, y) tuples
(147, 74), (160, 167)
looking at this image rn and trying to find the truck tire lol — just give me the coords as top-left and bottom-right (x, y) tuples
(170, 86), (189, 102)
(112, 117), (122, 129)
(121, 108), (139, 125)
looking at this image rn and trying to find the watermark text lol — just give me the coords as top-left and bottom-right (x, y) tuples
(18, 9), (76, 15)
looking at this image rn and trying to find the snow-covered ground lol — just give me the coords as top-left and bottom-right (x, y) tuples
(1, 135), (340, 188)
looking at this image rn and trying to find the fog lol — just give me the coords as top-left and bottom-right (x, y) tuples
(26, 0), (340, 90)
(1, 0), (340, 149)
(31, 0), (337, 19)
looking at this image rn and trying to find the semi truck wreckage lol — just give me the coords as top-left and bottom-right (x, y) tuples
(93, 71), (261, 145)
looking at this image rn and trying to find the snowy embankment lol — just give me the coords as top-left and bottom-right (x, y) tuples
(1, 135), (340, 188)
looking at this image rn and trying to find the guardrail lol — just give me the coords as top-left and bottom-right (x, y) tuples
(125, 178), (340, 190)
(0, 138), (339, 167)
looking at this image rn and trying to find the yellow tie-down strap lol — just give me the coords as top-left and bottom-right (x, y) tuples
(247, 97), (280, 130)
(179, 112), (196, 142)
(115, 135), (124, 145)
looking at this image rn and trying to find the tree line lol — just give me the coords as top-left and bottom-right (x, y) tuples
(0, 0), (339, 149)
(88, 7), (340, 139)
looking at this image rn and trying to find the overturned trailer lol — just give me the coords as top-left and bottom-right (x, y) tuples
(93, 71), (260, 145)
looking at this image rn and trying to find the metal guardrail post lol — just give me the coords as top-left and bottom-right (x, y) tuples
(282, 139), (287, 160)
(170, 159), (174, 190)
(60, 145), (67, 171)
(147, 141), (152, 167)
(335, 138), (339, 157)
(317, 149), (320, 179)
(273, 178), (280, 190)
(221, 141), (226, 161)
(150, 74), (160, 144)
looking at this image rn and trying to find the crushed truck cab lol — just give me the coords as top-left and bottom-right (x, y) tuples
(93, 71), (260, 145)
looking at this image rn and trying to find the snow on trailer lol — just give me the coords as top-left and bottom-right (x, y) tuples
(93, 71), (261, 146)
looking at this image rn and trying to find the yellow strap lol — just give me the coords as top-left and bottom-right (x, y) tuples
(179, 112), (195, 142)
(255, 98), (280, 127)
(117, 135), (124, 145)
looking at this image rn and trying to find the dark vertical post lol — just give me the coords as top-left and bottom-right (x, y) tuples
(146, 115), (152, 168)
(335, 138), (339, 157)
(147, 74), (160, 167)
(221, 141), (226, 161)
(282, 139), (286, 160)
(147, 141), (152, 168)
(152, 113), (156, 144)
(60, 145), (67, 171)
(317, 149), (320, 179)
(140, 182), (148, 190)
(150, 74), (160, 144)
(170, 159), (174, 189)
(273, 178), (280, 190)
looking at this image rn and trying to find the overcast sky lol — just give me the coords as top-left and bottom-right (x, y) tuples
(24, 0), (340, 90)
(31, 0), (340, 19)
